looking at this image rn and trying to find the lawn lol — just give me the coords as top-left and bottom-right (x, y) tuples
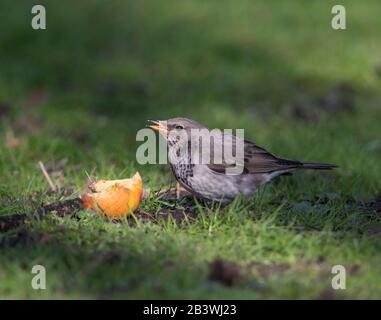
(0, 0), (380, 299)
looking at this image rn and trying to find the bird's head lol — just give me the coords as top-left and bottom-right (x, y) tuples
(148, 117), (206, 146)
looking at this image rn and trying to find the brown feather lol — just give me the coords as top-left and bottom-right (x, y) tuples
(207, 137), (334, 175)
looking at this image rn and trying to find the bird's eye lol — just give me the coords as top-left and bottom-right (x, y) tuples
(175, 125), (184, 130)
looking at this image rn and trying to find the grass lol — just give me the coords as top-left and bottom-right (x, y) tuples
(0, 0), (381, 299)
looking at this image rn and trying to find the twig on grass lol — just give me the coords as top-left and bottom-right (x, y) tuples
(38, 160), (57, 192)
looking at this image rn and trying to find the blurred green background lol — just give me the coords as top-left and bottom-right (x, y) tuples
(0, 0), (380, 299)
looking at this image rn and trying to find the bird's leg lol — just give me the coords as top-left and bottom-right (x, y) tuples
(175, 182), (192, 199)
(176, 182), (181, 199)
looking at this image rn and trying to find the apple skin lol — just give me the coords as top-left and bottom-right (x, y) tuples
(82, 172), (143, 218)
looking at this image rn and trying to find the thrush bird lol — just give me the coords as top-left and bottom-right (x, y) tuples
(148, 117), (336, 202)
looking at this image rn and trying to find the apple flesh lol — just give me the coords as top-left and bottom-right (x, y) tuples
(82, 172), (143, 218)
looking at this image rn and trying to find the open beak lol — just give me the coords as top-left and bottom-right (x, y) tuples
(147, 120), (168, 134)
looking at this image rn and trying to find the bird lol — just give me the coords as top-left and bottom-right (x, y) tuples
(148, 117), (336, 202)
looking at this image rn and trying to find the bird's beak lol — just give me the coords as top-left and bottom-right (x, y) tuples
(147, 120), (168, 134)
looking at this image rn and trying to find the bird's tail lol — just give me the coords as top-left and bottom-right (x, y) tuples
(299, 162), (337, 170)
(276, 158), (337, 171)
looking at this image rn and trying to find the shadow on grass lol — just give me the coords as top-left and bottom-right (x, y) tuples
(0, 0), (375, 125)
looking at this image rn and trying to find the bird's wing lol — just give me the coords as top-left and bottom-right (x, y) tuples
(207, 133), (301, 175)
